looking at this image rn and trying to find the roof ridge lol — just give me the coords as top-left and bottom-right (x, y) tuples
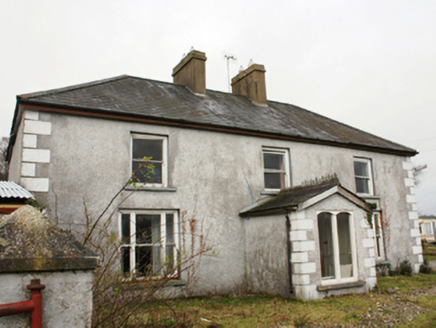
(18, 75), (131, 100)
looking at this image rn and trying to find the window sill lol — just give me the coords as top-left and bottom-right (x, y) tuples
(121, 279), (186, 290)
(261, 190), (280, 196)
(357, 194), (380, 200)
(317, 280), (365, 292)
(125, 186), (177, 192)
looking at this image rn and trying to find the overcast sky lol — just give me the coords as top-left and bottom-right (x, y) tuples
(1, 0), (435, 214)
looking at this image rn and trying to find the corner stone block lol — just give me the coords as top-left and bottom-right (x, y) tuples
(21, 163), (36, 177)
(292, 240), (315, 252)
(410, 228), (420, 238)
(290, 230), (307, 241)
(402, 162), (413, 171)
(364, 258), (375, 268)
(406, 195), (417, 203)
(362, 238), (374, 248)
(21, 178), (49, 192)
(24, 110), (39, 120)
(408, 211), (418, 220)
(418, 254), (424, 263)
(292, 274), (310, 285)
(23, 134), (37, 148)
(370, 267), (376, 277)
(22, 149), (50, 163)
(413, 246), (423, 255)
(293, 262), (316, 274)
(291, 252), (309, 263)
(368, 248), (375, 257)
(24, 120), (52, 135)
(404, 178), (415, 187)
(291, 219), (313, 230)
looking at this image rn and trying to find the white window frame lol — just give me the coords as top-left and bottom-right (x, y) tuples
(425, 222), (433, 235)
(354, 157), (374, 196)
(317, 211), (358, 286)
(119, 210), (179, 278)
(372, 212), (385, 261)
(262, 147), (290, 191)
(131, 133), (168, 187)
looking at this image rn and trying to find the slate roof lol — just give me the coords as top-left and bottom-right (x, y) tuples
(239, 177), (371, 217)
(0, 181), (34, 200)
(15, 75), (416, 156)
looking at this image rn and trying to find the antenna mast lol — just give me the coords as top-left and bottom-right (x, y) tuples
(225, 55), (237, 92)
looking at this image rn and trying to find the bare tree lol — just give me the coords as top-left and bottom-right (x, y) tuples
(0, 137), (8, 181)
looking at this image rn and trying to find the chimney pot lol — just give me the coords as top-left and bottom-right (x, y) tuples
(172, 50), (207, 95)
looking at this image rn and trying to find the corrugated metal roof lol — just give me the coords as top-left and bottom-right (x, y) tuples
(0, 181), (34, 199)
(16, 75), (416, 155)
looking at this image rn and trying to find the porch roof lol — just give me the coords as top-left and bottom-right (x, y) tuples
(239, 176), (371, 217)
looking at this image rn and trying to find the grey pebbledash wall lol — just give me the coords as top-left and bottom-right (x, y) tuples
(8, 108), (422, 298)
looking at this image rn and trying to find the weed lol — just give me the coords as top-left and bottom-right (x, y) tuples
(293, 314), (310, 327)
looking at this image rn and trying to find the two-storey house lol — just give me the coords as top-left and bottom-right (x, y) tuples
(7, 50), (422, 300)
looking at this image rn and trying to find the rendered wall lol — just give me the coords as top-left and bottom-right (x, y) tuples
(10, 108), (421, 295)
(244, 215), (290, 296)
(0, 271), (94, 328)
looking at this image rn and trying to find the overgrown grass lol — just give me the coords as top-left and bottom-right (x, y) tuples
(114, 273), (436, 327)
(422, 241), (436, 261)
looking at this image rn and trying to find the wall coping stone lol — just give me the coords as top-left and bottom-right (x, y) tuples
(0, 206), (99, 273)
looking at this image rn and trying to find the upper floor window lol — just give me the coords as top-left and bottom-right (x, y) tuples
(263, 148), (290, 191)
(120, 210), (179, 278)
(132, 134), (167, 187)
(354, 158), (374, 195)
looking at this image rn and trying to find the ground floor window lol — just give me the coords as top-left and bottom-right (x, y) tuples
(119, 210), (179, 277)
(318, 211), (356, 284)
(373, 212), (385, 261)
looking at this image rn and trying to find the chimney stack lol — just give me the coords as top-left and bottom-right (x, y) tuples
(172, 50), (207, 95)
(231, 63), (267, 105)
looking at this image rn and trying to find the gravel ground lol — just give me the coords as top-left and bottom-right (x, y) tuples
(356, 286), (436, 327)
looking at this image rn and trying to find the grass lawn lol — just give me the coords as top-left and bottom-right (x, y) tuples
(422, 241), (436, 261)
(116, 273), (436, 327)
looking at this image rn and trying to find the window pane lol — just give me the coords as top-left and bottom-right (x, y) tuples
(136, 214), (161, 244)
(121, 246), (130, 276)
(355, 177), (369, 194)
(354, 161), (368, 177)
(135, 246), (162, 276)
(136, 246), (152, 276)
(264, 153), (284, 170)
(166, 214), (174, 244)
(264, 172), (285, 189)
(133, 139), (163, 161)
(121, 214), (130, 244)
(318, 213), (335, 278)
(337, 213), (353, 278)
(165, 245), (175, 272)
(132, 161), (162, 184)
